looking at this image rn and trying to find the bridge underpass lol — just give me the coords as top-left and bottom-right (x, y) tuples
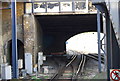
(1, 0), (120, 80)
(35, 14), (103, 55)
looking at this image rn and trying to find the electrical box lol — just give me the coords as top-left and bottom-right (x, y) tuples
(38, 52), (43, 66)
(25, 53), (33, 74)
(1, 63), (12, 80)
(38, 52), (43, 72)
(43, 66), (49, 74)
(18, 59), (23, 69)
(38, 52), (46, 72)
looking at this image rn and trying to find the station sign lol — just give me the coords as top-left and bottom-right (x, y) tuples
(25, 0), (89, 13)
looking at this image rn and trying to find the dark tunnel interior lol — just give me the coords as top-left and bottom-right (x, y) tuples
(35, 14), (103, 55)
(7, 39), (25, 68)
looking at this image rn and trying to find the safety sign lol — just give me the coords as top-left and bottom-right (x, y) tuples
(110, 69), (120, 81)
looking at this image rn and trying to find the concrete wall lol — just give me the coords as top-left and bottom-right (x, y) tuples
(0, 1), (3, 67)
(1, 2), (24, 63)
(1, 2), (42, 66)
(23, 14), (42, 65)
(2, 2), (24, 43)
(34, 16), (43, 64)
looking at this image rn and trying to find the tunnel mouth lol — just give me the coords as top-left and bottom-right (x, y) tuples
(34, 14), (103, 55)
(7, 39), (25, 68)
(66, 32), (105, 55)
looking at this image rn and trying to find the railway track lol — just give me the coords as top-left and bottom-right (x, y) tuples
(84, 54), (104, 63)
(50, 53), (104, 81)
(50, 55), (77, 81)
(72, 54), (86, 81)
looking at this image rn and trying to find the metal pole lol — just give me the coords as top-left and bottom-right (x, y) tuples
(106, 12), (112, 81)
(102, 13), (107, 72)
(97, 9), (102, 73)
(11, 0), (18, 78)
